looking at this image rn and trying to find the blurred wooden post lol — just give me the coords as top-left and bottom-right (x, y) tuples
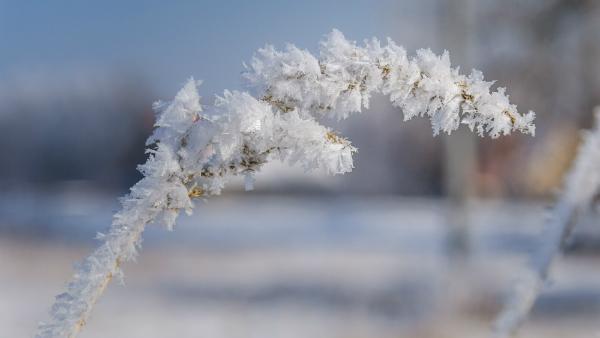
(579, 1), (600, 127)
(440, 0), (478, 257)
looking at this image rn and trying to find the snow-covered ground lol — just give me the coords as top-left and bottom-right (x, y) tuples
(1, 194), (599, 337)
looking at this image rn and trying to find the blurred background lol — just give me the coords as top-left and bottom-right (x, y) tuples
(1, 0), (600, 337)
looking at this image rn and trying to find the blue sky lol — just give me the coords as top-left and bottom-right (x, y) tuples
(0, 0), (440, 97)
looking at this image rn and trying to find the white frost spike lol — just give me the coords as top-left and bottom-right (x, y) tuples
(38, 31), (535, 338)
(147, 78), (203, 146)
(493, 109), (600, 338)
(561, 109), (600, 206)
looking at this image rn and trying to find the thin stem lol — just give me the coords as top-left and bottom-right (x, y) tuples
(493, 110), (600, 337)
(37, 216), (149, 338)
(493, 200), (579, 338)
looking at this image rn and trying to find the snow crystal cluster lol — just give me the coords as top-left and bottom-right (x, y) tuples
(245, 29), (535, 137)
(494, 109), (600, 338)
(38, 29), (535, 338)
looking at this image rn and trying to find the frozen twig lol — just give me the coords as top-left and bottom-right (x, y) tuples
(37, 30), (535, 338)
(493, 109), (600, 338)
(244, 29), (535, 137)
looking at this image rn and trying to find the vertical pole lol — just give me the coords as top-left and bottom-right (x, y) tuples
(440, 0), (478, 257)
(579, 1), (600, 127)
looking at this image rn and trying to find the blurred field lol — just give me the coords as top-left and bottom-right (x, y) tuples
(2, 195), (600, 338)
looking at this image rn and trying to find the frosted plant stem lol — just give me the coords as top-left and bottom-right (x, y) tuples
(493, 200), (579, 338)
(493, 109), (600, 338)
(64, 239), (127, 338)
(64, 222), (145, 337)
(37, 30), (536, 338)
(36, 207), (152, 337)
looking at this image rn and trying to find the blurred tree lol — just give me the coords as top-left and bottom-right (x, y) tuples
(0, 72), (154, 191)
